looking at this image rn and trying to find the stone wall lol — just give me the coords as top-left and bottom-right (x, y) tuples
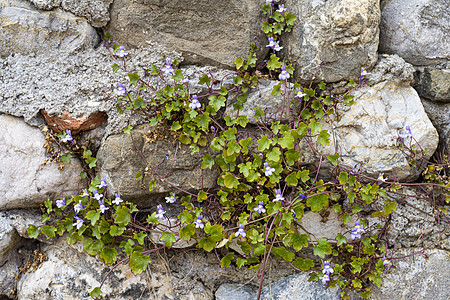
(0, 0), (449, 299)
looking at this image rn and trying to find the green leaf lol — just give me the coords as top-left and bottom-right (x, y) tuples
(286, 173), (298, 186)
(41, 225), (56, 238)
(306, 193), (329, 212)
(257, 135), (272, 152)
(278, 131), (295, 149)
(327, 154), (339, 166)
(61, 153), (72, 163)
(289, 233), (309, 251)
(100, 247), (118, 265)
(27, 225), (39, 239)
(235, 57), (244, 70)
(86, 210), (101, 226)
(201, 154), (214, 169)
(314, 238), (332, 258)
(90, 287), (102, 299)
(172, 69), (183, 81)
(134, 96), (146, 109)
(110, 225), (125, 236)
(129, 251), (151, 274)
(198, 74), (211, 86)
(285, 150), (300, 166)
(308, 119), (322, 135)
(297, 170), (310, 183)
(222, 172), (239, 189)
(272, 83), (282, 96)
(114, 206), (131, 226)
(123, 125), (133, 134)
(161, 232), (176, 247)
(180, 224), (196, 241)
(236, 258), (247, 269)
(128, 73), (140, 84)
(84, 237), (104, 256)
(272, 247), (295, 262)
(220, 252), (234, 268)
(267, 54), (281, 71)
(267, 147), (281, 162)
(198, 236), (216, 252)
(254, 108), (265, 121)
(336, 233), (347, 246)
(294, 258), (314, 271)
(317, 130), (330, 145)
(179, 134), (192, 145)
(112, 63), (120, 73)
(318, 81), (326, 90)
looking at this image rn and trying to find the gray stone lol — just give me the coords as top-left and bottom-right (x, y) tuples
(60, 0), (113, 28)
(379, 0), (450, 66)
(27, 0), (60, 10)
(284, 0), (380, 83)
(215, 283), (256, 300)
(367, 54), (415, 86)
(421, 99), (450, 148)
(106, 0), (269, 68)
(0, 251), (20, 298)
(96, 124), (218, 206)
(0, 214), (20, 265)
(414, 65), (450, 102)
(0, 114), (86, 210)
(0, 0), (99, 57)
(370, 249), (450, 300)
(258, 273), (340, 300)
(301, 210), (356, 241)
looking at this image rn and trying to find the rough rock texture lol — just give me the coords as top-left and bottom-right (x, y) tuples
(96, 124), (218, 205)
(422, 99), (450, 147)
(0, 214), (20, 264)
(370, 249), (450, 300)
(0, 252), (19, 298)
(379, 0), (450, 66)
(387, 188), (450, 250)
(284, 0), (380, 83)
(106, 0), (268, 68)
(300, 210), (356, 241)
(215, 284), (256, 300)
(225, 79), (292, 124)
(414, 64), (450, 102)
(0, 0), (99, 57)
(0, 114), (86, 210)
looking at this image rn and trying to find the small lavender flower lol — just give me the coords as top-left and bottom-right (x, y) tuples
(266, 37), (283, 52)
(164, 154), (169, 162)
(73, 216), (85, 230)
(97, 177), (107, 189)
(194, 215), (204, 229)
(264, 162), (275, 176)
(273, 189), (285, 202)
(258, 153), (264, 159)
(98, 199), (109, 214)
(382, 257), (390, 269)
(323, 261), (334, 275)
(279, 65), (290, 81)
(92, 189), (103, 201)
(182, 77), (189, 85)
(113, 193), (123, 205)
(61, 130), (73, 143)
(298, 193), (307, 200)
(377, 173), (387, 183)
(277, 4), (286, 14)
(296, 87), (306, 99)
(235, 225), (246, 238)
(114, 82), (126, 96)
(254, 201), (266, 214)
(189, 95), (201, 109)
(351, 220), (364, 240)
(155, 204), (166, 219)
(210, 126), (216, 132)
(116, 46), (128, 58)
(162, 59), (174, 74)
(319, 273), (330, 284)
(360, 67), (368, 77)
(81, 189), (89, 198)
(165, 192), (177, 204)
(56, 197), (66, 208)
(74, 200), (85, 214)
(399, 125), (412, 139)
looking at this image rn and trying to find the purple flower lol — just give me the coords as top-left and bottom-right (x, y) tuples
(254, 201), (266, 214)
(298, 193), (307, 200)
(116, 46), (128, 58)
(81, 189), (89, 198)
(351, 220), (364, 240)
(162, 59), (174, 74)
(399, 126), (412, 139)
(273, 189), (285, 202)
(296, 87), (306, 99)
(165, 192), (177, 204)
(265, 0), (274, 5)
(382, 257), (390, 269)
(96, 177), (107, 189)
(182, 77), (189, 85)
(235, 225), (246, 238)
(266, 37), (283, 52)
(114, 83), (126, 96)
(113, 193), (123, 205)
(359, 67), (369, 83)
(277, 4), (286, 14)
(377, 173), (387, 184)
(74, 200), (85, 214)
(194, 215), (204, 229)
(189, 95), (201, 110)
(92, 189), (103, 202)
(73, 216), (85, 230)
(258, 153), (264, 159)
(210, 126), (216, 132)
(264, 162), (275, 176)
(56, 197), (66, 208)
(319, 273), (330, 285)
(61, 130), (73, 143)
(323, 261), (334, 275)
(155, 204), (166, 219)
(279, 65), (290, 81)
(98, 199), (109, 214)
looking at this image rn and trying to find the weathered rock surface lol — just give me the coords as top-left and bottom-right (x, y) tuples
(379, 0), (450, 66)
(0, 0), (99, 57)
(0, 114), (85, 210)
(215, 284), (256, 300)
(96, 124), (218, 205)
(370, 249), (450, 300)
(0, 213), (20, 264)
(106, 0), (269, 68)
(414, 65), (450, 102)
(284, 0), (380, 83)
(422, 99), (450, 147)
